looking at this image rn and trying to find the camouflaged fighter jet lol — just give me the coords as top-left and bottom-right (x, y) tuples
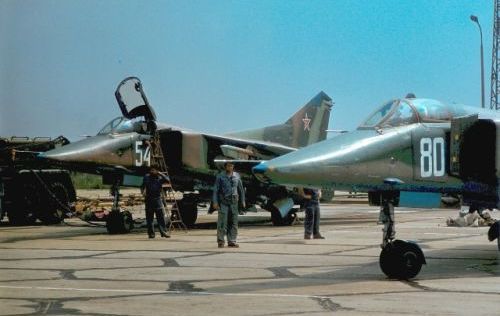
(39, 77), (333, 228)
(253, 94), (500, 279)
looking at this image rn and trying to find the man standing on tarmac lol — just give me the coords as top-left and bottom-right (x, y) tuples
(298, 187), (325, 240)
(212, 162), (245, 248)
(141, 166), (171, 239)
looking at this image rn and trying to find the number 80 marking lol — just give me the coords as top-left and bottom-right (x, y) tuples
(420, 137), (445, 178)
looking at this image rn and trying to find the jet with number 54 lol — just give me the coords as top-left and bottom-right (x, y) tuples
(253, 94), (500, 279)
(39, 77), (333, 230)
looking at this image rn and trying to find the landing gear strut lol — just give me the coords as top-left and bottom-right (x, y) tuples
(379, 195), (396, 248)
(106, 180), (134, 234)
(378, 195), (426, 279)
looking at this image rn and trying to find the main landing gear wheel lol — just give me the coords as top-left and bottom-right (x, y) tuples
(106, 210), (134, 234)
(379, 239), (426, 280)
(487, 221), (500, 250)
(270, 209), (297, 226)
(178, 199), (198, 227)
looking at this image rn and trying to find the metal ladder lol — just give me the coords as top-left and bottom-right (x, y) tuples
(149, 131), (187, 231)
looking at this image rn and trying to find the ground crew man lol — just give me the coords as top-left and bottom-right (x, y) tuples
(212, 162), (245, 248)
(299, 187), (325, 240)
(141, 166), (170, 239)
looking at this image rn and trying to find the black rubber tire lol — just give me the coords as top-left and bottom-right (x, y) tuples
(380, 241), (423, 280)
(7, 200), (37, 225)
(121, 210), (134, 233)
(106, 211), (134, 234)
(7, 182), (39, 225)
(488, 221), (499, 241)
(270, 208), (297, 226)
(38, 182), (69, 225)
(178, 199), (198, 227)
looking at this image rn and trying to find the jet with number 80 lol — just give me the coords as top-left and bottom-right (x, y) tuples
(253, 94), (500, 279)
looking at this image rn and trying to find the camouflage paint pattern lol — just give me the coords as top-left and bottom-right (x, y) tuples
(225, 91), (332, 148)
(39, 77), (333, 207)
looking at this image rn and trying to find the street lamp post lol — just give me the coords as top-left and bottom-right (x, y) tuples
(471, 15), (485, 108)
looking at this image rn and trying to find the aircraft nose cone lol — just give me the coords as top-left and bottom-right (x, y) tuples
(252, 162), (268, 174)
(37, 151), (53, 161)
(252, 161), (274, 183)
(37, 152), (56, 161)
(36, 136), (111, 165)
(37, 147), (78, 163)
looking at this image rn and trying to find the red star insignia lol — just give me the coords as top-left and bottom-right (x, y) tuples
(302, 113), (311, 131)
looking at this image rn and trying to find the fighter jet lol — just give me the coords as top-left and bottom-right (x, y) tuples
(40, 77), (333, 229)
(253, 94), (500, 279)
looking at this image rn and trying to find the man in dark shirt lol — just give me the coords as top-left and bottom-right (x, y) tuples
(212, 162), (245, 248)
(141, 166), (170, 239)
(299, 187), (325, 240)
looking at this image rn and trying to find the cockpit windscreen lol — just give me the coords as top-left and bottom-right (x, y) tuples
(360, 100), (418, 128)
(359, 98), (458, 129)
(97, 117), (145, 135)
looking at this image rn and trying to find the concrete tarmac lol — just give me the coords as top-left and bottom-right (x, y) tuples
(1, 204), (499, 315)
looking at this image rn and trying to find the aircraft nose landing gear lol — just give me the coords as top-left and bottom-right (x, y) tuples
(106, 210), (134, 234)
(378, 195), (426, 279)
(380, 239), (426, 279)
(106, 179), (134, 234)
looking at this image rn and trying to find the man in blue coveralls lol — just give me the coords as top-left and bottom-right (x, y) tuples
(212, 162), (246, 248)
(141, 166), (170, 239)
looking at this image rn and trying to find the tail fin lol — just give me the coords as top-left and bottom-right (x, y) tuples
(284, 91), (333, 147)
(226, 91), (333, 148)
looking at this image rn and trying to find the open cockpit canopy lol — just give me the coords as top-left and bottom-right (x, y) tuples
(115, 77), (157, 122)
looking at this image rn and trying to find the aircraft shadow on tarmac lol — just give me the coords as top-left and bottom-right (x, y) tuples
(201, 244), (499, 296)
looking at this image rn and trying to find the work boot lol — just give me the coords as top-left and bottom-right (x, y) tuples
(148, 234), (155, 239)
(227, 242), (239, 248)
(304, 234), (312, 240)
(218, 241), (224, 248)
(161, 233), (171, 238)
(313, 234), (325, 239)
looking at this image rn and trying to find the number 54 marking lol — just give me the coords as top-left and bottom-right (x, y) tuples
(420, 137), (445, 178)
(135, 141), (151, 167)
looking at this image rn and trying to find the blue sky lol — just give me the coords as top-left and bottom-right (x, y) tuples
(0, 0), (494, 140)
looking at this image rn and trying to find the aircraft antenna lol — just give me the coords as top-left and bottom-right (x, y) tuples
(491, 0), (500, 109)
